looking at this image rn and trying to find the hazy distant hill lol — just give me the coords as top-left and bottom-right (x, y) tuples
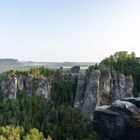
(0, 58), (18, 64)
(0, 59), (32, 73)
(0, 59), (96, 73)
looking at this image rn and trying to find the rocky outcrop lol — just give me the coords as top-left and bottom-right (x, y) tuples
(74, 69), (133, 118)
(74, 73), (86, 109)
(98, 69), (111, 106)
(110, 72), (133, 102)
(94, 98), (140, 140)
(70, 66), (80, 73)
(75, 70), (100, 118)
(0, 74), (51, 100)
(33, 77), (51, 100)
(1, 76), (18, 99)
(0, 66), (80, 100)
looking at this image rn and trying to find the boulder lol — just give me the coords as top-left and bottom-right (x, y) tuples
(94, 100), (140, 140)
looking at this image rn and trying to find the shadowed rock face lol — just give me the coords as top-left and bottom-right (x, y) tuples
(94, 98), (140, 140)
(74, 73), (86, 109)
(1, 76), (18, 99)
(70, 66), (80, 73)
(74, 69), (133, 118)
(74, 70), (101, 118)
(83, 70), (100, 118)
(0, 74), (51, 100)
(110, 72), (134, 102)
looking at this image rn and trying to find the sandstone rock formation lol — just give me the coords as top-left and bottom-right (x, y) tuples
(1, 76), (18, 99)
(74, 69), (133, 118)
(75, 70), (100, 118)
(94, 98), (140, 140)
(0, 74), (51, 100)
(70, 66), (80, 73)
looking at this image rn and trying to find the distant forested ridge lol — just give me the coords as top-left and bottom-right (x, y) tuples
(0, 58), (18, 64)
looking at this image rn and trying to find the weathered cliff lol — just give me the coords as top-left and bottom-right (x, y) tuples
(0, 74), (51, 100)
(94, 98), (140, 140)
(74, 69), (133, 118)
(74, 70), (100, 118)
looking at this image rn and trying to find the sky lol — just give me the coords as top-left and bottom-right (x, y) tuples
(0, 0), (140, 62)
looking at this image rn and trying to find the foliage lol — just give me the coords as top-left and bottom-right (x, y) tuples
(0, 89), (97, 140)
(98, 51), (140, 96)
(86, 63), (99, 73)
(24, 128), (46, 140)
(51, 80), (76, 106)
(5, 66), (55, 78)
(6, 69), (16, 76)
(29, 67), (55, 78)
(0, 125), (48, 140)
(99, 51), (137, 74)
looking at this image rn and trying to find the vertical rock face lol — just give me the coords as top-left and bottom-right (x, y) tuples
(75, 71), (100, 117)
(16, 75), (25, 90)
(55, 67), (64, 80)
(70, 66), (80, 73)
(74, 73), (86, 109)
(98, 70), (111, 106)
(74, 70), (101, 118)
(24, 74), (34, 96)
(1, 76), (18, 99)
(110, 73), (133, 102)
(0, 74), (51, 100)
(82, 70), (100, 118)
(34, 77), (51, 100)
(74, 69), (133, 118)
(125, 76), (134, 97)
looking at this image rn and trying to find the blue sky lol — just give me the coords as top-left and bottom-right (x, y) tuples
(0, 0), (140, 62)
